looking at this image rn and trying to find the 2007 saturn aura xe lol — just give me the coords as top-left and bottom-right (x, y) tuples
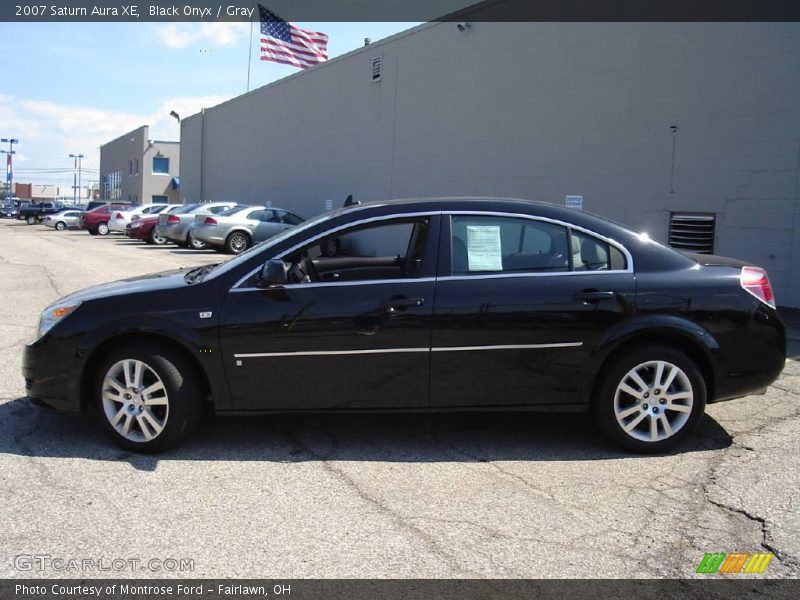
(23, 198), (785, 453)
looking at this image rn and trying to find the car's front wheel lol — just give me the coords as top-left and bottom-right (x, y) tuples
(97, 222), (109, 236)
(95, 343), (203, 452)
(593, 346), (706, 453)
(55, 221), (67, 231)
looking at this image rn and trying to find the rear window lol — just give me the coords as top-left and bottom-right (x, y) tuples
(174, 204), (199, 214)
(218, 205), (252, 217)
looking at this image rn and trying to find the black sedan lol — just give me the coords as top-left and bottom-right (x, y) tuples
(23, 198), (785, 453)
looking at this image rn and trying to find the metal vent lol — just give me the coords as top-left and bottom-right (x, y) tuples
(668, 213), (716, 254)
(371, 56), (382, 82)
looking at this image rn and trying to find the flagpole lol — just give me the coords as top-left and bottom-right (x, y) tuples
(246, 1), (255, 92)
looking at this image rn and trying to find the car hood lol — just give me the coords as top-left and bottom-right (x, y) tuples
(52, 268), (191, 306)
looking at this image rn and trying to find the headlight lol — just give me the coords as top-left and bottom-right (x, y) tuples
(35, 301), (81, 341)
(130, 221), (142, 228)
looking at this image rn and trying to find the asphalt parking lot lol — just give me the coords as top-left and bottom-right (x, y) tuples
(0, 219), (798, 579)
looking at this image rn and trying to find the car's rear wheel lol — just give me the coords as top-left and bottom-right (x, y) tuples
(95, 343), (203, 452)
(148, 229), (168, 245)
(97, 222), (109, 236)
(55, 221), (66, 231)
(593, 346), (706, 453)
(225, 231), (251, 254)
(187, 231), (207, 250)
(26, 215), (37, 225)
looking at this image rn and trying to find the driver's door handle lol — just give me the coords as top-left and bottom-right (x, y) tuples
(381, 297), (425, 312)
(574, 290), (617, 303)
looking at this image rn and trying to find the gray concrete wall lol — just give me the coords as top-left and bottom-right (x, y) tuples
(101, 126), (181, 205)
(179, 22), (800, 306)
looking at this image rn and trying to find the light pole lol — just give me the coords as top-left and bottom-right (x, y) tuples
(1, 138), (19, 203)
(69, 153), (84, 206)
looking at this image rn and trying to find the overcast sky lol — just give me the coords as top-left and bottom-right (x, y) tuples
(0, 21), (418, 193)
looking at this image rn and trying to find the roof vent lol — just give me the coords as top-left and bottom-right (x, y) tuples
(668, 213), (716, 254)
(371, 56), (382, 82)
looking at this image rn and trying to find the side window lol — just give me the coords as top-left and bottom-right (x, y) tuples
(246, 209), (264, 221)
(283, 212), (303, 225)
(258, 209), (277, 222)
(451, 216), (569, 274)
(570, 230), (626, 271)
(286, 218), (430, 283)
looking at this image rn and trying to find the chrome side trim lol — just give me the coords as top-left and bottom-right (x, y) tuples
(234, 342), (583, 359)
(234, 348), (429, 358)
(431, 342), (583, 352)
(231, 277), (436, 293)
(230, 209), (634, 290)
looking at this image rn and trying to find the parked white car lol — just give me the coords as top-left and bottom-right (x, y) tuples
(108, 204), (171, 233)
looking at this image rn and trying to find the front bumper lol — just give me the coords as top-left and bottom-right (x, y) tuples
(23, 337), (83, 413)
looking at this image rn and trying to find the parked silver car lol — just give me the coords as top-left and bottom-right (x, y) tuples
(42, 209), (84, 231)
(155, 202), (238, 249)
(192, 205), (304, 254)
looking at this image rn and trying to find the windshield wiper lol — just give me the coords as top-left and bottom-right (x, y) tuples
(183, 263), (218, 284)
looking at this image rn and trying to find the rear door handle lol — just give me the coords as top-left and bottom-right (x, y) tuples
(381, 297), (425, 312)
(574, 290), (617, 303)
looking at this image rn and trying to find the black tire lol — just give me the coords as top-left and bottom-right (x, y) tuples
(225, 231), (251, 254)
(148, 228), (168, 245)
(97, 222), (109, 236)
(592, 345), (706, 454)
(26, 215), (37, 225)
(88, 228), (98, 236)
(55, 221), (67, 231)
(93, 342), (203, 453)
(187, 231), (208, 250)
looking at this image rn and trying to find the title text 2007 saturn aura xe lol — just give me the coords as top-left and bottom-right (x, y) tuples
(23, 198), (785, 453)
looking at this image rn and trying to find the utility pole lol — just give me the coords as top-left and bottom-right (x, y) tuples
(69, 153), (84, 206)
(1, 138), (19, 202)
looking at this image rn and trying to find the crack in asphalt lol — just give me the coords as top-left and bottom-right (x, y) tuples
(272, 424), (483, 577)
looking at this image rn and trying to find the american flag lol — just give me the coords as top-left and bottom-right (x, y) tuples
(259, 4), (328, 70)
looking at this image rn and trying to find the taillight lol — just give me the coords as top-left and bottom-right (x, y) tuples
(204, 217), (217, 225)
(115, 212), (123, 219)
(167, 215), (180, 224)
(741, 266), (775, 308)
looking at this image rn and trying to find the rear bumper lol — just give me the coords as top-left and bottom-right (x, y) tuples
(108, 219), (127, 232)
(23, 337), (83, 413)
(710, 306), (786, 403)
(164, 223), (190, 242)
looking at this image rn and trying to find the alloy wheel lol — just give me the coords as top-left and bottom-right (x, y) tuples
(56, 221), (66, 230)
(101, 359), (169, 443)
(613, 360), (693, 443)
(229, 232), (249, 254)
(98, 223), (109, 235)
(188, 232), (206, 250)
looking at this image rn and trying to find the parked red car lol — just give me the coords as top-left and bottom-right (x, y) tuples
(124, 205), (183, 244)
(80, 203), (128, 235)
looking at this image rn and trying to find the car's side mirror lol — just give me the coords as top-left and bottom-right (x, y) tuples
(256, 259), (289, 288)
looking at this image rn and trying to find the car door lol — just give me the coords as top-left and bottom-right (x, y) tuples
(430, 213), (635, 408)
(219, 214), (440, 411)
(252, 210), (291, 243)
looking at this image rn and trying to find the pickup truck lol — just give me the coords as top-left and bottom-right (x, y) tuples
(17, 202), (66, 224)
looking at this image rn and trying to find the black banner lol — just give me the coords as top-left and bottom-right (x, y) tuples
(2, 0), (799, 22)
(1, 580), (799, 600)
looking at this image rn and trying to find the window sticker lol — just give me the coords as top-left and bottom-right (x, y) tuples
(466, 225), (503, 271)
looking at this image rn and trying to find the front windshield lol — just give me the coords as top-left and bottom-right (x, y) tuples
(204, 207), (347, 281)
